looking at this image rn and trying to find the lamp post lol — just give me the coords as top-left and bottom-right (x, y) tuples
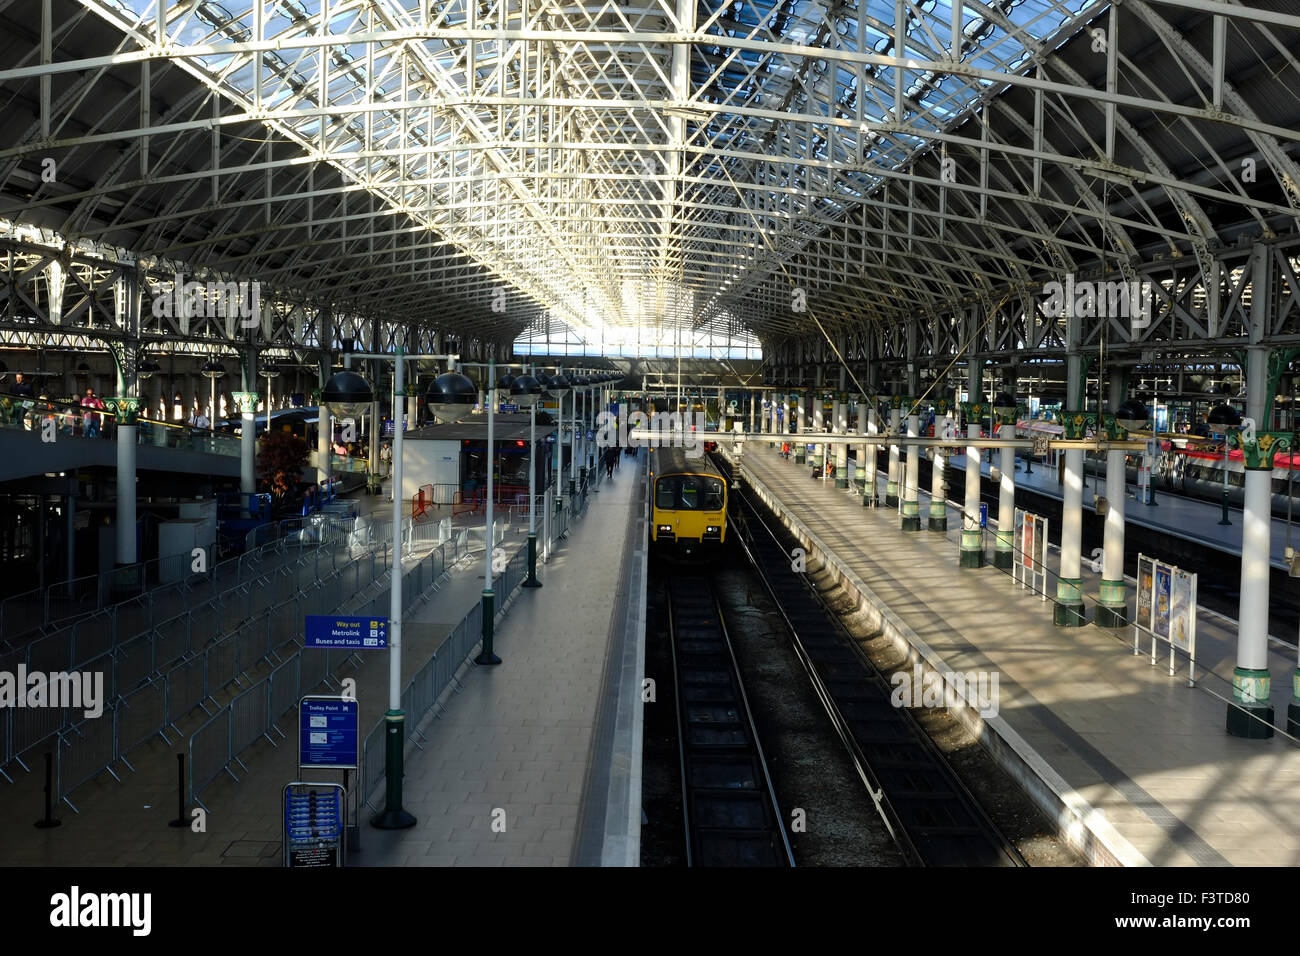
(512, 371), (544, 587)
(1208, 402), (1241, 525)
(325, 350), (466, 830)
(200, 359), (225, 427)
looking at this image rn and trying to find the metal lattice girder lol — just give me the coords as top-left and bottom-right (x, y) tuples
(0, 0), (1299, 364)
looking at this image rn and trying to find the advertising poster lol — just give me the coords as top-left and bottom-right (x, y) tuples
(1154, 565), (1172, 641)
(1022, 516), (1034, 570)
(1137, 556), (1154, 630)
(1170, 570), (1194, 651)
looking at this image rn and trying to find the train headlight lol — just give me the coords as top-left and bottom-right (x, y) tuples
(658, 525), (672, 532)
(706, 526), (719, 533)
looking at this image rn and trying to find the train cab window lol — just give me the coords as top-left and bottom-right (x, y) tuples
(701, 478), (724, 511)
(656, 475), (725, 510)
(656, 480), (677, 510)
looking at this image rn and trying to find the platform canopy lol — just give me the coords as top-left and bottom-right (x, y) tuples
(1, 0), (1298, 355)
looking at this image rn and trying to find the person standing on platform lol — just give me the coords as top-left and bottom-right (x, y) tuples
(81, 388), (105, 438)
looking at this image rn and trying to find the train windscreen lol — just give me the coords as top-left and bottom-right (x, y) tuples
(655, 475), (725, 510)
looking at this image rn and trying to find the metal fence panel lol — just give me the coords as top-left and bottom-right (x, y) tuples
(10, 700), (68, 761)
(220, 586), (250, 634)
(71, 611), (114, 669)
(117, 680), (166, 758)
(166, 655), (207, 726)
(189, 599), (221, 653)
(26, 627), (72, 674)
(113, 632), (155, 697)
(268, 656), (300, 722)
(153, 612), (189, 672)
(300, 647), (328, 695)
(230, 684), (270, 758)
(58, 713), (119, 805)
(115, 594), (152, 645)
(205, 636), (239, 697)
(235, 613), (270, 677)
(188, 709), (232, 808)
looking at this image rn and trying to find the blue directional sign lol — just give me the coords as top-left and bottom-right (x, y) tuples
(979, 502), (988, 527)
(499, 403), (519, 413)
(304, 614), (388, 650)
(299, 697), (359, 770)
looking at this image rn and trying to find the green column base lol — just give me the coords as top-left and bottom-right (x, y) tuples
(1053, 578), (1086, 625)
(1053, 602), (1087, 626)
(885, 483), (898, 508)
(370, 710), (417, 829)
(523, 533), (542, 588)
(928, 501), (946, 532)
(1094, 603), (1127, 628)
(1287, 699), (1300, 737)
(1228, 667), (1273, 738)
(928, 516), (948, 532)
(901, 513), (921, 532)
(992, 549), (1013, 570)
(835, 478), (848, 488)
(476, 589), (501, 665)
(959, 529), (983, 567)
(795, 451), (805, 463)
(862, 492), (876, 507)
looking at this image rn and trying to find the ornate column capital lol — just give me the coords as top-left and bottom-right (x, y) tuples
(104, 396), (141, 425)
(1228, 429), (1293, 470)
(1059, 410), (1098, 441)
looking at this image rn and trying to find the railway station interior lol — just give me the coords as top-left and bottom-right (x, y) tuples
(0, 0), (1299, 891)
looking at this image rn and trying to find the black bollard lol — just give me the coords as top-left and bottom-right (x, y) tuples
(169, 753), (189, 828)
(34, 751), (61, 829)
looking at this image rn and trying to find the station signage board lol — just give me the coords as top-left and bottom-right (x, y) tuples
(299, 696), (359, 770)
(304, 615), (388, 650)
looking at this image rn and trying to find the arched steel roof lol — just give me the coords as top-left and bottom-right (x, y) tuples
(1, 0), (1298, 354)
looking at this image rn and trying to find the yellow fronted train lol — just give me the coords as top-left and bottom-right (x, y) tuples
(649, 446), (727, 559)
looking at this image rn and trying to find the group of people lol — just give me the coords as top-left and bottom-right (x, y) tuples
(6, 372), (109, 437)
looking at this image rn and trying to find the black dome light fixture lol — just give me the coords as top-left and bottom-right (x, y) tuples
(321, 369), (374, 419)
(1207, 401), (1242, 430)
(136, 357), (160, 380)
(1116, 398), (1150, 434)
(200, 359), (226, 380)
(510, 374), (542, 407)
(993, 391), (1018, 423)
(425, 370), (477, 424)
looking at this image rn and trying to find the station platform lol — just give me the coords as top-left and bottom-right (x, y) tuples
(739, 442), (1300, 867)
(939, 448), (1298, 571)
(356, 456), (646, 867)
(0, 461), (647, 866)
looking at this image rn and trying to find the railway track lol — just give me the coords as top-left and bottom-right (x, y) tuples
(664, 572), (795, 867)
(716, 454), (1025, 867)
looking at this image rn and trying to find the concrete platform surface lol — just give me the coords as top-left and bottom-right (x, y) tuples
(740, 442), (1300, 867)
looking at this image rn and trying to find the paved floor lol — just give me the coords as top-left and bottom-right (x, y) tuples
(0, 499), (528, 864)
(357, 458), (642, 867)
(742, 443), (1300, 867)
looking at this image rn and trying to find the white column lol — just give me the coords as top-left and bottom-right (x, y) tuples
(902, 414), (921, 530)
(886, 404), (901, 507)
(929, 415), (948, 531)
(835, 394), (848, 487)
(1055, 447), (1086, 623)
(960, 421), (984, 566)
(994, 422), (1016, 568)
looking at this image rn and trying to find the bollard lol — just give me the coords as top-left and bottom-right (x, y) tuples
(169, 753), (189, 828)
(34, 751), (61, 828)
